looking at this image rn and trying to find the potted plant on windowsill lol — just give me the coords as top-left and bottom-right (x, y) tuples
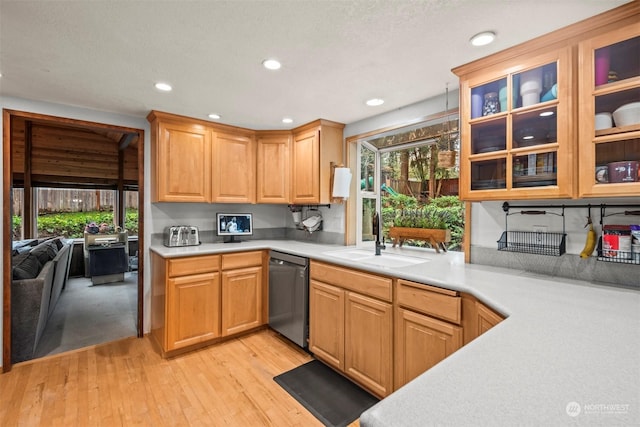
(388, 208), (452, 253)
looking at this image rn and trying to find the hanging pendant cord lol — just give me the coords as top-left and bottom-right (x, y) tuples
(445, 83), (451, 151)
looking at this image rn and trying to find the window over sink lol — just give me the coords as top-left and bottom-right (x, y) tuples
(350, 111), (464, 252)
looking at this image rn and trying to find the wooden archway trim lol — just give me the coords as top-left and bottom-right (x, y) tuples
(2, 109), (145, 372)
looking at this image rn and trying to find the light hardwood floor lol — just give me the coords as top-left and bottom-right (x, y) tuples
(1, 329), (361, 426)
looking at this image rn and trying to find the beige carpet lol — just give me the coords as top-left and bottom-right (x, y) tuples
(34, 273), (138, 359)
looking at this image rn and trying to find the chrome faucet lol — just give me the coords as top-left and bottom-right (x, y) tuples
(373, 212), (386, 256)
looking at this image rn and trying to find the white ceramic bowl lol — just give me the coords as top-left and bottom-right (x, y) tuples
(595, 112), (612, 130)
(612, 102), (640, 127)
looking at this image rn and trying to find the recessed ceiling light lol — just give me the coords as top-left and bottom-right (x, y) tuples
(263, 59), (281, 70)
(208, 113), (221, 120)
(539, 111), (554, 117)
(282, 117), (293, 124)
(366, 98), (384, 106)
(470, 31), (496, 47)
(154, 82), (172, 92)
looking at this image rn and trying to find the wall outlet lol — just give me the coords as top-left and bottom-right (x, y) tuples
(533, 225), (547, 243)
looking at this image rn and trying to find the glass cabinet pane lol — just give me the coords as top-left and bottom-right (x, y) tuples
(471, 159), (506, 190)
(471, 118), (506, 154)
(595, 139), (640, 184)
(513, 62), (557, 109)
(512, 106), (557, 148)
(512, 152), (557, 188)
(595, 88), (640, 131)
(595, 36), (640, 87)
(471, 78), (507, 119)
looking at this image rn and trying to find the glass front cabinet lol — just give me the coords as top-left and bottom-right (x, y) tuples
(454, 4), (639, 201)
(578, 23), (640, 198)
(457, 48), (574, 201)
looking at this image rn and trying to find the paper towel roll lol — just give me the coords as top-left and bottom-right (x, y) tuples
(332, 167), (352, 198)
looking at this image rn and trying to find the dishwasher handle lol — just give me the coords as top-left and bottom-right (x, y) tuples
(270, 251), (309, 267)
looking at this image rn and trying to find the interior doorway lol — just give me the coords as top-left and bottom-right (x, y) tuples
(2, 109), (145, 371)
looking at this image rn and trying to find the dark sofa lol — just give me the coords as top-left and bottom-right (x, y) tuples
(11, 237), (73, 363)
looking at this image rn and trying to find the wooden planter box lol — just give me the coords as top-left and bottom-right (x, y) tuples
(388, 227), (451, 253)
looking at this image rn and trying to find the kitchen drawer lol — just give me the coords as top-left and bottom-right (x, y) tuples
(397, 279), (461, 325)
(168, 255), (220, 277)
(311, 261), (392, 302)
(221, 251), (263, 270)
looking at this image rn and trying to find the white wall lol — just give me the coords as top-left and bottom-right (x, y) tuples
(344, 91), (459, 138)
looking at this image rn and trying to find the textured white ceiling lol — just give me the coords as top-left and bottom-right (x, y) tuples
(0, 0), (630, 130)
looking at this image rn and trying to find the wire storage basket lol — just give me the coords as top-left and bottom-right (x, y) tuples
(497, 205), (566, 256)
(497, 231), (566, 256)
(596, 237), (640, 264)
(595, 208), (640, 265)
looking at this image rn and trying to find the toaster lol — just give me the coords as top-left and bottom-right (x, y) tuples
(164, 226), (201, 247)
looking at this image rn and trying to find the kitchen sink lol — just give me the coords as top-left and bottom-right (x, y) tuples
(322, 249), (430, 268)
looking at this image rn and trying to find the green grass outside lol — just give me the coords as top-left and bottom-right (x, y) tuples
(13, 209), (138, 239)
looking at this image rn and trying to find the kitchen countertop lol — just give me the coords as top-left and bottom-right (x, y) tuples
(150, 240), (640, 425)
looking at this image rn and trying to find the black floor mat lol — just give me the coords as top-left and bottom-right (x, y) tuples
(274, 359), (379, 427)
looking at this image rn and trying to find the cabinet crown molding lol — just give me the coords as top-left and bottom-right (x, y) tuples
(147, 110), (344, 135)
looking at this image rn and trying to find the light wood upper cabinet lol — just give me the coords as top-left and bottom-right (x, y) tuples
(452, 2), (640, 201)
(578, 22), (640, 197)
(148, 111), (344, 204)
(212, 131), (256, 203)
(291, 120), (344, 204)
(454, 47), (575, 201)
(256, 131), (291, 204)
(149, 113), (212, 203)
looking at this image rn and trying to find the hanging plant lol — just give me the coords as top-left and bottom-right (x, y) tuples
(438, 84), (457, 169)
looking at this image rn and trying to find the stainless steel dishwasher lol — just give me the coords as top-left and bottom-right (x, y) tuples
(269, 251), (309, 348)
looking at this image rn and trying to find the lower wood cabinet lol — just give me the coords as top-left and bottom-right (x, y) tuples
(476, 300), (504, 337)
(221, 265), (263, 336)
(394, 308), (462, 389)
(167, 271), (220, 350)
(309, 261), (393, 398)
(151, 252), (221, 352)
(221, 251), (266, 336)
(309, 280), (345, 370)
(461, 293), (505, 345)
(394, 279), (463, 389)
(151, 250), (266, 357)
(151, 250), (505, 387)
(345, 291), (393, 398)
